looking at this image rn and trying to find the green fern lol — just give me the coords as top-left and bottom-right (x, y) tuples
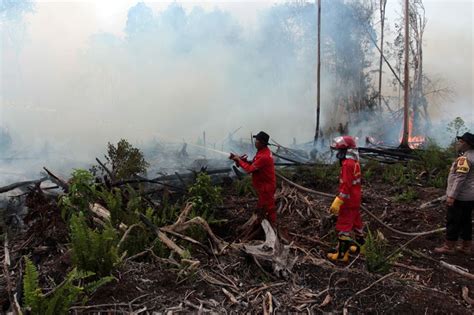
(234, 176), (256, 197)
(70, 212), (120, 276)
(23, 257), (43, 314)
(188, 172), (222, 221)
(59, 169), (98, 220)
(23, 258), (112, 315)
(365, 229), (398, 274)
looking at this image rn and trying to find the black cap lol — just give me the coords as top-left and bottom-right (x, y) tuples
(253, 131), (270, 145)
(457, 132), (474, 147)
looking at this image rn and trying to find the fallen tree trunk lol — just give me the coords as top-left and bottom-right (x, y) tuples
(111, 177), (184, 191)
(0, 177), (47, 194)
(153, 168), (232, 182)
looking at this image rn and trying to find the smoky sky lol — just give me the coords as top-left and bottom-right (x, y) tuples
(0, 0), (473, 158)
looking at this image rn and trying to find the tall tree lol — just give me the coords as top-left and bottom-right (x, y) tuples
(400, 0), (410, 149)
(314, 0), (321, 143)
(377, 0), (388, 110)
(409, 0), (429, 131)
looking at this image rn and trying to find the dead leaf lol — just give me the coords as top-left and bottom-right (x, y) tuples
(320, 294), (332, 307)
(462, 286), (474, 305)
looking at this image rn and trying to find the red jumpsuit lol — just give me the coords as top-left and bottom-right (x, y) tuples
(335, 158), (363, 234)
(237, 147), (277, 224)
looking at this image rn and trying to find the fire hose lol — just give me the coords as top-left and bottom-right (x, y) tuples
(275, 172), (473, 237)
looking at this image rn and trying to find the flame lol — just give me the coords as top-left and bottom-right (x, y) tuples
(400, 112), (426, 149)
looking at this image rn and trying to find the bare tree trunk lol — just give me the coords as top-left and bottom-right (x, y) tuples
(378, 0), (387, 110)
(400, 0), (410, 149)
(314, 0), (321, 144)
(409, 1), (429, 134)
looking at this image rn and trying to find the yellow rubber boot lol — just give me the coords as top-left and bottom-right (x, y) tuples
(327, 236), (352, 263)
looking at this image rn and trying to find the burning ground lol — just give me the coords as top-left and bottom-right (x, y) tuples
(0, 140), (473, 314)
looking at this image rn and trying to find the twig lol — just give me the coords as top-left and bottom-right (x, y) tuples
(276, 172), (459, 237)
(392, 262), (431, 272)
(43, 167), (69, 192)
(439, 261), (474, 281)
(70, 303), (131, 310)
(263, 291), (273, 315)
(372, 234), (422, 271)
(222, 288), (239, 305)
(3, 235), (22, 315)
(174, 172), (187, 188)
(160, 229), (211, 254)
(345, 254), (360, 269)
(462, 287), (474, 305)
(245, 282), (286, 298)
(289, 232), (331, 248)
(117, 224), (143, 252)
(138, 213), (187, 257)
(95, 157), (116, 182)
(343, 272), (395, 314)
(409, 249), (474, 280)
(183, 300), (211, 312)
(198, 270), (238, 291)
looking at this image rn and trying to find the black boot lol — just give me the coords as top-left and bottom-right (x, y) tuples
(328, 236), (353, 263)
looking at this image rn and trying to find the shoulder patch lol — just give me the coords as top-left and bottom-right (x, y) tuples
(456, 157), (470, 174)
(353, 162), (361, 177)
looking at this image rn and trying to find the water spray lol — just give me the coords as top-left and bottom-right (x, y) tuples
(185, 143), (231, 157)
(152, 132), (232, 157)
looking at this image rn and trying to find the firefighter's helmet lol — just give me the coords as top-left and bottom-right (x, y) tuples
(330, 136), (357, 150)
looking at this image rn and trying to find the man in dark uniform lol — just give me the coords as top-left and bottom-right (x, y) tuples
(434, 132), (474, 255)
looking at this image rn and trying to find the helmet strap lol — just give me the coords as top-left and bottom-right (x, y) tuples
(336, 149), (347, 162)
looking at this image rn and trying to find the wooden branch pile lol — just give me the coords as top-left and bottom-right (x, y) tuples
(276, 182), (322, 220)
(358, 147), (420, 163)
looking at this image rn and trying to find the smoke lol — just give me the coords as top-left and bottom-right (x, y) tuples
(0, 0), (472, 184)
(1, 2), (321, 152)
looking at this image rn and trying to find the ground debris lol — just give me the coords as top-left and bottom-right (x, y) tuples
(1, 163), (472, 314)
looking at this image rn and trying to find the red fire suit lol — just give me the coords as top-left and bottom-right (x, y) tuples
(335, 158), (363, 234)
(237, 147), (277, 224)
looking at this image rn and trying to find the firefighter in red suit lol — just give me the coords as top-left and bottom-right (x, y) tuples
(327, 136), (365, 263)
(229, 131), (277, 225)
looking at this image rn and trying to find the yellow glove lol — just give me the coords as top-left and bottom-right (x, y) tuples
(329, 196), (344, 216)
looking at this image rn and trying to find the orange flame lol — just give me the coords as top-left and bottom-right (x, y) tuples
(400, 112), (426, 149)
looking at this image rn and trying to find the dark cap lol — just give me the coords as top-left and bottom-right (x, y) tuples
(457, 132), (474, 147)
(253, 131), (270, 145)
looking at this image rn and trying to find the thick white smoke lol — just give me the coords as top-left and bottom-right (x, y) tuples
(0, 0), (472, 184)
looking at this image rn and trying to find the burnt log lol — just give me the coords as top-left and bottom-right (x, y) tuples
(0, 177), (47, 194)
(43, 167), (69, 192)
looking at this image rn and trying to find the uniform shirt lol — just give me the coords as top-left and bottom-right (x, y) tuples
(447, 149), (474, 201)
(237, 146), (276, 194)
(338, 158), (362, 208)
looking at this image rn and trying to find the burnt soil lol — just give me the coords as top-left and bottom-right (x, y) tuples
(1, 170), (473, 314)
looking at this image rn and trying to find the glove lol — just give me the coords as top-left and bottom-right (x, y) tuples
(240, 154), (249, 162)
(229, 153), (240, 162)
(329, 196), (344, 216)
